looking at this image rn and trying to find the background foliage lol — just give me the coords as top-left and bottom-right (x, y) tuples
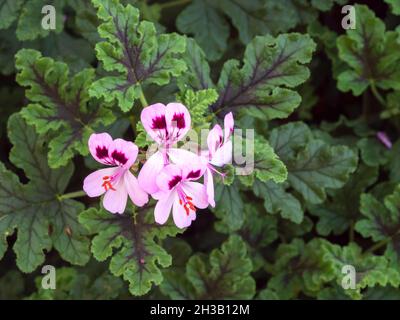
(1, 0), (400, 300)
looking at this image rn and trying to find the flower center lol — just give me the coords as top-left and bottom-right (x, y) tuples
(177, 187), (196, 216)
(102, 176), (116, 191)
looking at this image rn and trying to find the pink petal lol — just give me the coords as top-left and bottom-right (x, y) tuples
(172, 195), (196, 229)
(210, 140), (232, 167)
(154, 190), (176, 225)
(109, 138), (138, 168)
(224, 112), (234, 142)
(204, 168), (215, 207)
(168, 148), (205, 167)
(156, 164), (182, 192)
(124, 171), (148, 207)
(141, 103), (167, 144)
(182, 181), (208, 209)
(138, 150), (165, 194)
(207, 124), (223, 157)
(83, 167), (117, 197)
(165, 103), (191, 142)
(88, 133), (113, 165)
(102, 178), (128, 214)
(376, 131), (392, 149)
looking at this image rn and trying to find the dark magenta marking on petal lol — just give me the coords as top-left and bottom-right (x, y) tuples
(168, 175), (182, 189)
(111, 150), (128, 165)
(152, 115), (167, 129)
(171, 113), (186, 129)
(186, 170), (201, 180)
(96, 146), (109, 159)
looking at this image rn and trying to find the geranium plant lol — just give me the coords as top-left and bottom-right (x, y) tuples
(0, 0), (399, 301)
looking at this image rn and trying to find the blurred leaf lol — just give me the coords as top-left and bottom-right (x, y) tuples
(176, 0), (228, 61)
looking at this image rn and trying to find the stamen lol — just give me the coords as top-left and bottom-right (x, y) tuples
(177, 187), (196, 216)
(102, 175), (116, 191)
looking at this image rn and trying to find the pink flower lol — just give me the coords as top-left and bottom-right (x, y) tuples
(153, 162), (208, 228)
(376, 131), (392, 149)
(83, 133), (148, 214)
(138, 102), (192, 194)
(203, 112), (234, 207)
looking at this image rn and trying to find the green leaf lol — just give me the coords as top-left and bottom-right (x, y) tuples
(162, 235), (255, 299)
(322, 242), (400, 299)
(253, 180), (303, 224)
(16, 0), (64, 41)
(384, 0), (400, 15)
(287, 140), (358, 204)
(309, 164), (379, 236)
(217, 0), (277, 44)
(357, 137), (390, 167)
(15, 48), (115, 168)
(29, 267), (124, 300)
(0, 114), (90, 272)
(213, 182), (245, 232)
(216, 203), (278, 271)
(212, 33), (316, 120)
(356, 185), (400, 267)
(176, 0), (228, 61)
(270, 122), (358, 204)
(79, 206), (181, 296)
(89, 0), (186, 111)
(178, 38), (214, 91)
(176, 88), (219, 130)
(236, 135), (288, 186)
(337, 4), (400, 95)
(0, 0), (23, 30)
(268, 238), (335, 299)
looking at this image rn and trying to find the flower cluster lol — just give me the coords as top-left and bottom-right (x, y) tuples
(83, 103), (234, 228)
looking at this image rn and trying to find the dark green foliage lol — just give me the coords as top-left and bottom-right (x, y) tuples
(1, 0), (400, 300)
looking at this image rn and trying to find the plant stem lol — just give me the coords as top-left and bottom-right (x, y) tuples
(370, 81), (386, 107)
(365, 238), (391, 254)
(159, 0), (191, 10)
(58, 190), (86, 200)
(138, 86), (149, 107)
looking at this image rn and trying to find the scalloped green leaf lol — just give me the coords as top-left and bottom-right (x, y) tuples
(89, 0), (186, 111)
(309, 164), (378, 236)
(337, 4), (400, 95)
(161, 235), (255, 299)
(322, 242), (400, 299)
(253, 180), (303, 224)
(79, 206), (181, 296)
(16, 0), (64, 41)
(0, 114), (90, 272)
(212, 33), (316, 120)
(355, 185), (400, 267)
(15, 48), (115, 168)
(268, 238), (335, 299)
(270, 122), (358, 204)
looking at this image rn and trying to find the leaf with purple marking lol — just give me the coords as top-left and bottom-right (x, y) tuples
(15, 48), (115, 168)
(89, 0), (186, 111)
(79, 205), (181, 296)
(0, 114), (90, 273)
(211, 33), (316, 120)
